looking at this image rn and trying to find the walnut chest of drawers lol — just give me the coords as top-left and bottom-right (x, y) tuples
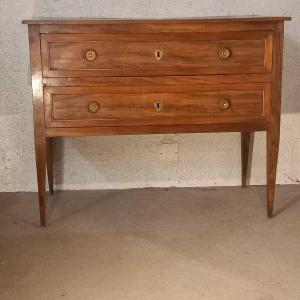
(23, 17), (291, 226)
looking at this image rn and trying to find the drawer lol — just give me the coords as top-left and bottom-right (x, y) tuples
(41, 31), (273, 77)
(44, 84), (271, 128)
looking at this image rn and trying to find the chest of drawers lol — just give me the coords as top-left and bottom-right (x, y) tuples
(23, 17), (291, 226)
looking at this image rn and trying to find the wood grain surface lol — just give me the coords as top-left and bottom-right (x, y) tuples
(41, 31), (272, 77)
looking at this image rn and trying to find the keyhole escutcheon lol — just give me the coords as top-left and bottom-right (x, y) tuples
(154, 101), (163, 111)
(154, 49), (164, 61)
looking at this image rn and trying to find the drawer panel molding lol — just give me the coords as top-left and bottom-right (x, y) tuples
(41, 31), (273, 77)
(44, 84), (271, 127)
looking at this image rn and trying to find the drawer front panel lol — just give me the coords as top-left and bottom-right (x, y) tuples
(41, 31), (273, 77)
(44, 84), (271, 128)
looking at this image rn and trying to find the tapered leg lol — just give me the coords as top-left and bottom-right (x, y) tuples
(46, 137), (54, 194)
(267, 127), (280, 218)
(28, 24), (47, 226)
(241, 132), (251, 188)
(266, 22), (284, 218)
(35, 135), (47, 226)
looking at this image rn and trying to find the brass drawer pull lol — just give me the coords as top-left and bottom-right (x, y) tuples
(85, 49), (97, 61)
(154, 49), (164, 61)
(219, 47), (232, 60)
(154, 101), (163, 111)
(88, 101), (100, 113)
(219, 99), (231, 110)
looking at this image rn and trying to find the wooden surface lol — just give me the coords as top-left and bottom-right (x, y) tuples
(45, 123), (268, 137)
(46, 138), (54, 195)
(44, 84), (269, 128)
(22, 16), (291, 24)
(42, 74), (273, 86)
(27, 25), (46, 226)
(241, 132), (251, 188)
(267, 22), (285, 217)
(24, 17), (290, 225)
(41, 31), (271, 77)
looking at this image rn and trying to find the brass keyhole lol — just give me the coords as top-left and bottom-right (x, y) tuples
(154, 50), (164, 61)
(154, 101), (162, 111)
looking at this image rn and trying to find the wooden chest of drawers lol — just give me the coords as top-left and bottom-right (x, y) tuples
(23, 17), (291, 226)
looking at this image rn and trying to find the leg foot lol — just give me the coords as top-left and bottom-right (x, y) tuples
(268, 209), (273, 218)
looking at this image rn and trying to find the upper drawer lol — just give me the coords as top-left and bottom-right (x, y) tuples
(40, 31), (273, 77)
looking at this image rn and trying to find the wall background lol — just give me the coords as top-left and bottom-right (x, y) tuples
(0, 0), (299, 192)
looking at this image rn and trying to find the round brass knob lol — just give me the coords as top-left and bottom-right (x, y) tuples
(85, 49), (97, 61)
(219, 47), (232, 60)
(88, 101), (100, 113)
(219, 99), (231, 110)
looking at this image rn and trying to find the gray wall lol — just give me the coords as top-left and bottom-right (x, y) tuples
(0, 0), (299, 191)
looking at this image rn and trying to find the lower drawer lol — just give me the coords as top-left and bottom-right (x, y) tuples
(44, 83), (271, 127)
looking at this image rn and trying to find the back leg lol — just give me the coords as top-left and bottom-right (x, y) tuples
(46, 137), (54, 194)
(241, 132), (252, 188)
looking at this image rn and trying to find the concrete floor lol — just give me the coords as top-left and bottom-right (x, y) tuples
(0, 186), (300, 300)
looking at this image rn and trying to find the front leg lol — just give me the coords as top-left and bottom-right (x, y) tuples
(266, 22), (284, 218)
(28, 24), (47, 226)
(266, 126), (280, 218)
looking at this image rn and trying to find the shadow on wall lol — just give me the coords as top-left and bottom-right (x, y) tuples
(52, 135), (160, 187)
(53, 138), (65, 187)
(51, 133), (246, 189)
